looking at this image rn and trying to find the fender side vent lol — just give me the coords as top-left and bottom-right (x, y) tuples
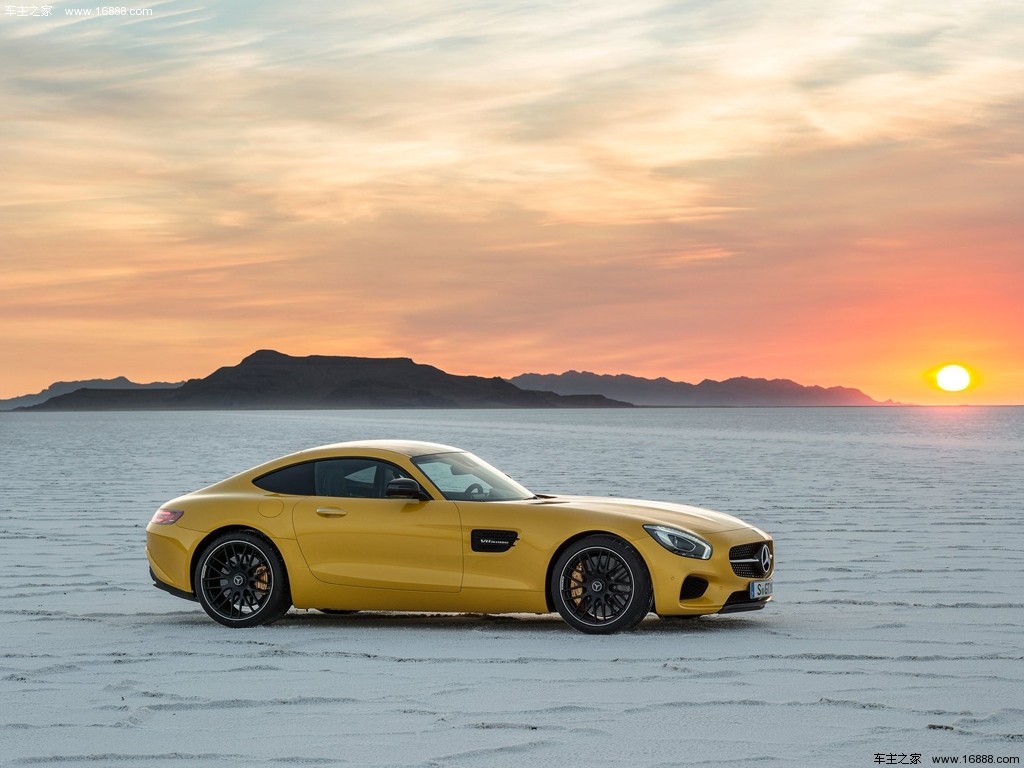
(471, 529), (518, 553)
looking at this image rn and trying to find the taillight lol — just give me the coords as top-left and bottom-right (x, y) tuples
(150, 508), (184, 525)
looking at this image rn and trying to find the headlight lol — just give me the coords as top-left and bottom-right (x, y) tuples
(644, 525), (712, 560)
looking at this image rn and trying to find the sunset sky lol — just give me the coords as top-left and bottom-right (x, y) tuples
(2, 1), (1022, 404)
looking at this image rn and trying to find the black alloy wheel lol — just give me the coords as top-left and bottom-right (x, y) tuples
(194, 531), (291, 628)
(550, 535), (652, 634)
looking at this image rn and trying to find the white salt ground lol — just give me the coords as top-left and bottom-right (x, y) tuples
(1, 408), (1022, 766)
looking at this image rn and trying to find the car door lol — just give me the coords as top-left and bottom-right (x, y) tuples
(291, 457), (463, 592)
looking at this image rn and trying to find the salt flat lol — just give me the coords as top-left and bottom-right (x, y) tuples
(2, 409), (1022, 766)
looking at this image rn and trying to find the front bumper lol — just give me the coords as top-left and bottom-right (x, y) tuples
(635, 527), (774, 617)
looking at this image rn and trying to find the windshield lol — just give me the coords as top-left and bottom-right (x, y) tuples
(412, 452), (534, 502)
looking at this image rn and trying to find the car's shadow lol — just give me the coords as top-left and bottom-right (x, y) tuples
(270, 608), (765, 634)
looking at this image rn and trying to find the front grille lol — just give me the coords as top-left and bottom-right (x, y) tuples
(731, 561), (761, 578)
(679, 575), (709, 601)
(729, 542), (773, 578)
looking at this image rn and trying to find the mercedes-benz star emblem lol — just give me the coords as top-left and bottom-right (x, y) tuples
(758, 545), (772, 576)
(591, 580), (604, 593)
(232, 574), (245, 587)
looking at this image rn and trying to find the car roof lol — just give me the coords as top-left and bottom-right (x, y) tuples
(302, 439), (462, 458)
(224, 440), (466, 485)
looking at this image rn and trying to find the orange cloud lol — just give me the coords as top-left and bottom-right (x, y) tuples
(1, 1), (1022, 403)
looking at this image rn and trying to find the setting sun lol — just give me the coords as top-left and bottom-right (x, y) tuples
(936, 364), (972, 392)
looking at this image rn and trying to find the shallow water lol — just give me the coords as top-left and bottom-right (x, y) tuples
(2, 408), (1022, 766)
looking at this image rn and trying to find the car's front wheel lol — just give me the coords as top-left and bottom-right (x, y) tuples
(550, 535), (652, 634)
(194, 531), (291, 628)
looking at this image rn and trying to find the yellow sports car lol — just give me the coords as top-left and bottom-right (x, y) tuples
(147, 440), (774, 634)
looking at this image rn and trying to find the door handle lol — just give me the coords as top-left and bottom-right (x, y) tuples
(316, 507), (349, 517)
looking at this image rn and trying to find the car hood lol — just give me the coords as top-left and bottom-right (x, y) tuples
(534, 495), (753, 534)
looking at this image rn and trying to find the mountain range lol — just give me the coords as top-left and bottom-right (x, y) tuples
(0, 376), (183, 411)
(510, 371), (883, 406)
(11, 351), (626, 410)
(3, 351), (884, 411)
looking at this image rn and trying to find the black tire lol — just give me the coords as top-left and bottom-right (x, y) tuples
(550, 535), (652, 634)
(194, 531), (291, 628)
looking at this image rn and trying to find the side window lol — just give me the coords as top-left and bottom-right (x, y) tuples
(314, 459), (410, 499)
(415, 459), (487, 498)
(253, 462), (315, 495)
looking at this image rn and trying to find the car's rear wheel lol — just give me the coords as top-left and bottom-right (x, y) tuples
(550, 535), (652, 634)
(194, 531), (291, 628)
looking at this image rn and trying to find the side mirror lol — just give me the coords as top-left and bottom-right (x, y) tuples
(385, 477), (428, 500)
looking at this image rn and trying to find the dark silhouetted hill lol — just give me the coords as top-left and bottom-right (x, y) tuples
(0, 376), (183, 411)
(509, 371), (882, 406)
(20, 351), (629, 410)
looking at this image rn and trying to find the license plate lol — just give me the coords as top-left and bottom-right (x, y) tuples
(749, 580), (773, 599)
